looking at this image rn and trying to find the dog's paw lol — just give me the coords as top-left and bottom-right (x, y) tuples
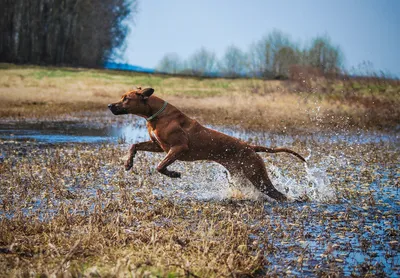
(168, 171), (181, 178)
(124, 159), (133, 171)
(293, 195), (310, 203)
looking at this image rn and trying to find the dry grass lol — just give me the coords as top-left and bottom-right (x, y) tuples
(1, 64), (399, 277)
(1, 63), (399, 131)
(0, 136), (399, 277)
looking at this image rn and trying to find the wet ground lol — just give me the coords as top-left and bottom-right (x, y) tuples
(0, 119), (397, 145)
(0, 118), (399, 276)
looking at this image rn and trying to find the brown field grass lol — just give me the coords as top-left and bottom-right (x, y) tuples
(0, 64), (399, 277)
(1, 138), (398, 277)
(1, 63), (399, 131)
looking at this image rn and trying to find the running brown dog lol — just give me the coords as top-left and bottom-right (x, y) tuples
(108, 87), (306, 202)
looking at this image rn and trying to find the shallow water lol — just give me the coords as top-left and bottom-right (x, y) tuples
(0, 119), (399, 276)
(0, 120), (398, 205)
(2, 119), (397, 203)
(0, 120), (398, 145)
(0, 121), (142, 143)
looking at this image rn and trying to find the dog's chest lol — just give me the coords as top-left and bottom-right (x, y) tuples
(150, 130), (161, 144)
(149, 129), (168, 150)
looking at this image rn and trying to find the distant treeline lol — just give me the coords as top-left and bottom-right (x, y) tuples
(0, 0), (136, 67)
(156, 30), (344, 79)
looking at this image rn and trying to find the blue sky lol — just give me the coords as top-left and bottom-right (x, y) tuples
(123, 0), (400, 76)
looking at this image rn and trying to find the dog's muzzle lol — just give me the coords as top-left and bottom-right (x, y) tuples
(108, 103), (127, 115)
(107, 103), (115, 114)
(108, 103), (118, 115)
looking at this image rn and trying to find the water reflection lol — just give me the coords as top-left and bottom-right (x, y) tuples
(0, 121), (397, 145)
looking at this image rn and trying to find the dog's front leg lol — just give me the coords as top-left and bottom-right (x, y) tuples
(156, 145), (189, 178)
(125, 141), (164, 171)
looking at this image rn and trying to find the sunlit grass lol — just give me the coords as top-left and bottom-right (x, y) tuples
(1, 63), (399, 131)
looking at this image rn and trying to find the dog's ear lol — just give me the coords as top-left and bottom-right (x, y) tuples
(140, 88), (154, 100)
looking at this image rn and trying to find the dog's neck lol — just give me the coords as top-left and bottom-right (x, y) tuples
(138, 96), (169, 122)
(147, 100), (168, 122)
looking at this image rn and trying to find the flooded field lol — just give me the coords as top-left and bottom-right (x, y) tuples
(0, 116), (399, 277)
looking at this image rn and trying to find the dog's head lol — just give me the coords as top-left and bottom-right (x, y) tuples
(108, 87), (154, 115)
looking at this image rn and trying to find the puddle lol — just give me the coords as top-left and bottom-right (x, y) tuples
(0, 120), (398, 145)
(0, 121), (148, 144)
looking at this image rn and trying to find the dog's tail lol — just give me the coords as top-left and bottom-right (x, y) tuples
(252, 145), (306, 162)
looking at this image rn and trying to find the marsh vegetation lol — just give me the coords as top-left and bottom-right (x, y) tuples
(0, 64), (399, 277)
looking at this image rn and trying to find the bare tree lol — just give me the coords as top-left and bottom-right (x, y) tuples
(219, 45), (246, 78)
(248, 41), (271, 78)
(156, 53), (182, 74)
(265, 30), (292, 53)
(247, 30), (296, 78)
(307, 35), (343, 74)
(153, 29), (346, 80)
(273, 46), (300, 78)
(186, 47), (217, 76)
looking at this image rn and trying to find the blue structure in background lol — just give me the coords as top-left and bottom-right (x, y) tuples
(104, 62), (154, 73)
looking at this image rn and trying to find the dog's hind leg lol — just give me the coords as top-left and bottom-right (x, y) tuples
(125, 141), (164, 171)
(237, 152), (288, 202)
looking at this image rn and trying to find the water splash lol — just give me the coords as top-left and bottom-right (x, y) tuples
(221, 173), (264, 201)
(146, 158), (267, 202)
(304, 164), (336, 202)
(267, 158), (336, 203)
(148, 154), (336, 203)
(148, 160), (233, 201)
